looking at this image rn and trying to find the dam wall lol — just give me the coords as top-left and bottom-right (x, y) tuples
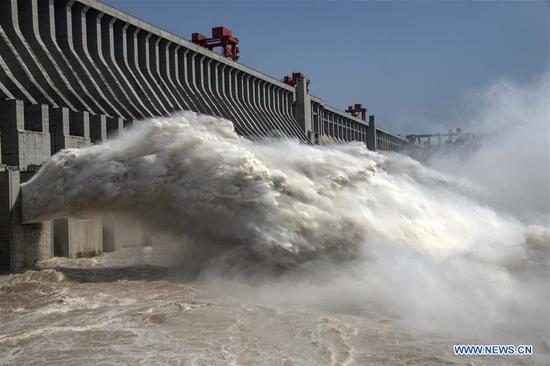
(0, 0), (410, 272)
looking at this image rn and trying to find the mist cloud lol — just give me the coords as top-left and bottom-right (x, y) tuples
(21, 85), (549, 349)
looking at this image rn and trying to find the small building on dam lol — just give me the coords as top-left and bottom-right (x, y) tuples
(0, 0), (411, 272)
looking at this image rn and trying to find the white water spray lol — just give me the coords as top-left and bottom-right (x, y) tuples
(21, 79), (549, 349)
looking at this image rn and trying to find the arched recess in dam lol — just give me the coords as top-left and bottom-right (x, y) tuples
(0, 0), (410, 272)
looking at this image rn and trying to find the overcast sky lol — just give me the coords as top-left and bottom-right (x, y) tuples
(105, 0), (549, 135)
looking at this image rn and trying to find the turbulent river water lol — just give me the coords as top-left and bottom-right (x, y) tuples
(2, 77), (549, 365)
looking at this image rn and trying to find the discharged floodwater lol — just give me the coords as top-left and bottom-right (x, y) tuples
(0, 247), (543, 366)
(7, 95), (550, 366)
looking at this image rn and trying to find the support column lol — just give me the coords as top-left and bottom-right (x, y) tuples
(53, 217), (102, 258)
(69, 110), (90, 138)
(50, 107), (91, 152)
(49, 106), (70, 154)
(24, 104), (49, 132)
(90, 114), (107, 143)
(294, 75), (313, 143)
(106, 116), (123, 138)
(367, 114), (377, 151)
(0, 167), (53, 272)
(0, 100), (24, 166)
(0, 100), (51, 168)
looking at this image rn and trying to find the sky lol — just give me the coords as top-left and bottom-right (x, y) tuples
(104, 0), (549, 135)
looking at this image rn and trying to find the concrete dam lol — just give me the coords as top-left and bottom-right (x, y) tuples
(0, 0), (410, 272)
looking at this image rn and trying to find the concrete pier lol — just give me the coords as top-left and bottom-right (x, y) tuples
(53, 217), (102, 258)
(0, 167), (52, 272)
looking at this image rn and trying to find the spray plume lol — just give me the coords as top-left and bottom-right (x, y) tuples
(21, 77), (549, 346)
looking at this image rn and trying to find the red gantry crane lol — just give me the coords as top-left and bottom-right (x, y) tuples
(345, 103), (367, 121)
(191, 26), (240, 61)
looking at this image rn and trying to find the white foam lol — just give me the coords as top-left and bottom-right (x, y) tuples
(20, 105), (548, 341)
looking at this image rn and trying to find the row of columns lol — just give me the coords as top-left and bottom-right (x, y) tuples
(0, 98), (133, 272)
(0, 0), (409, 150)
(306, 95), (406, 152)
(0, 0), (309, 142)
